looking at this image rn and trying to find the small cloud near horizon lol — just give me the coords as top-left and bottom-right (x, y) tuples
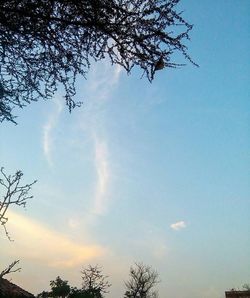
(170, 221), (187, 231)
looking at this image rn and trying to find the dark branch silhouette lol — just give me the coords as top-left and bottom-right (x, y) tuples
(81, 264), (111, 296)
(0, 167), (36, 240)
(124, 262), (159, 298)
(49, 276), (71, 298)
(0, 0), (196, 123)
(0, 260), (21, 278)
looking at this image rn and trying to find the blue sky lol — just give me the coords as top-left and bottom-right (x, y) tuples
(0, 1), (249, 297)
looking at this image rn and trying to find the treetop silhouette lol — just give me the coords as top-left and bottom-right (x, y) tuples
(0, 0), (196, 123)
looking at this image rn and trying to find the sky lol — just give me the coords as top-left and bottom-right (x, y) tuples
(0, 1), (249, 298)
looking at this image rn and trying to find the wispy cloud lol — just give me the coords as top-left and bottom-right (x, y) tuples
(152, 243), (168, 259)
(92, 135), (110, 215)
(42, 97), (63, 167)
(88, 64), (122, 215)
(3, 211), (106, 268)
(76, 62), (122, 217)
(87, 63), (122, 100)
(170, 221), (187, 231)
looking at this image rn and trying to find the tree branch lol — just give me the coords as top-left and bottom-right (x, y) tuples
(0, 260), (21, 278)
(0, 167), (37, 241)
(0, 0), (196, 123)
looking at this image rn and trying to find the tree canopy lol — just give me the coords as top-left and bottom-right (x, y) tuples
(124, 263), (159, 298)
(36, 263), (160, 298)
(0, 0), (195, 123)
(81, 265), (111, 297)
(50, 276), (71, 298)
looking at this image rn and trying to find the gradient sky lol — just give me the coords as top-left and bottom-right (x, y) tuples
(0, 1), (249, 298)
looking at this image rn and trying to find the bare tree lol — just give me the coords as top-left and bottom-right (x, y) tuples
(0, 167), (36, 240)
(0, 0), (196, 123)
(243, 284), (250, 291)
(81, 265), (111, 297)
(124, 263), (160, 298)
(0, 260), (21, 278)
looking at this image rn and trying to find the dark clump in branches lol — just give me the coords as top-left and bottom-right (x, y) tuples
(0, 0), (196, 123)
(0, 167), (36, 240)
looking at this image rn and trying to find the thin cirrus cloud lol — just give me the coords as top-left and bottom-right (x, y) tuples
(92, 135), (110, 215)
(86, 61), (122, 100)
(78, 62), (122, 216)
(42, 97), (63, 167)
(170, 221), (187, 231)
(3, 211), (107, 268)
(89, 64), (122, 215)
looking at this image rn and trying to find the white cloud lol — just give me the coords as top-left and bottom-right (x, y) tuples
(170, 221), (187, 231)
(42, 97), (63, 167)
(152, 243), (168, 259)
(92, 135), (110, 215)
(77, 61), (122, 216)
(68, 217), (80, 229)
(87, 63), (122, 100)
